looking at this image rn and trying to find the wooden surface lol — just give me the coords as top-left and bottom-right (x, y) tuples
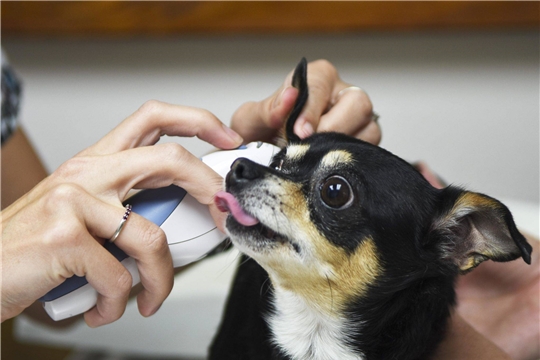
(2, 2), (538, 38)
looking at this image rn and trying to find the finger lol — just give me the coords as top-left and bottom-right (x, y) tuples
(47, 187), (139, 327)
(82, 101), (243, 156)
(317, 87), (374, 136)
(231, 86), (299, 143)
(292, 59), (344, 139)
(79, 195), (173, 320)
(79, 143), (223, 206)
(82, 240), (133, 327)
(209, 202), (228, 233)
(293, 85), (333, 139)
(109, 212), (173, 318)
(354, 119), (382, 145)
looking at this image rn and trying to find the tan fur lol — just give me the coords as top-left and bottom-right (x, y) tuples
(259, 179), (381, 316)
(286, 144), (311, 162)
(321, 150), (355, 169)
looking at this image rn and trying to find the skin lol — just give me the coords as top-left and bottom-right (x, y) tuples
(1, 60), (380, 328)
(230, 59), (381, 145)
(417, 162), (539, 360)
(456, 234), (539, 360)
(1, 59), (536, 359)
(1, 101), (243, 327)
(1, 127), (48, 209)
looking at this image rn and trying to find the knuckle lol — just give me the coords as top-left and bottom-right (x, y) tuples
(343, 90), (373, 118)
(312, 59), (337, 77)
(140, 223), (167, 255)
(115, 268), (134, 294)
(161, 142), (189, 164)
(136, 100), (164, 118)
(195, 108), (215, 121)
(358, 98), (374, 118)
(53, 157), (88, 181)
(44, 183), (84, 210)
(39, 184), (88, 248)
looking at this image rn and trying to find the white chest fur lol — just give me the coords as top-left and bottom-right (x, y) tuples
(269, 289), (365, 360)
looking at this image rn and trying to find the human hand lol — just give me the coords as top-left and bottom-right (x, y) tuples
(231, 59), (381, 145)
(456, 235), (539, 360)
(1, 101), (243, 327)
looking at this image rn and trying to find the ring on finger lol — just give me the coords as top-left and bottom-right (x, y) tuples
(110, 204), (132, 243)
(371, 112), (380, 123)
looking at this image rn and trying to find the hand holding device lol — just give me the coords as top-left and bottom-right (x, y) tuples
(41, 142), (279, 321)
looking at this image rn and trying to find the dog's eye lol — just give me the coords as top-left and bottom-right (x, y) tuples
(320, 176), (353, 209)
(269, 159), (284, 171)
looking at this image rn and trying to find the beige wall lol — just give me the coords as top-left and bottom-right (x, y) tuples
(3, 32), (539, 203)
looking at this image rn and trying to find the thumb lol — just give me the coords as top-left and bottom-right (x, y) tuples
(231, 86), (299, 144)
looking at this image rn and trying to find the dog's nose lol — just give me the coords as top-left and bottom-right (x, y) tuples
(228, 158), (264, 185)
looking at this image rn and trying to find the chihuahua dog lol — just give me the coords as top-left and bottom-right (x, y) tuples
(210, 58), (532, 360)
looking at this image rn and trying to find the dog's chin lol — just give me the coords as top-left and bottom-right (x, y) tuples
(226, 216), (300, 256)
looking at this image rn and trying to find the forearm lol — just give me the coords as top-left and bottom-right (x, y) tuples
(433, 313), (511, 360)
(1, 127), (48, 209)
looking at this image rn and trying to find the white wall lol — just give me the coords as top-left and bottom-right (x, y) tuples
(3, 32), (539, 203)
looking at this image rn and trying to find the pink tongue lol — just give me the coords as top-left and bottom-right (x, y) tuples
(214, 191), (259, 227)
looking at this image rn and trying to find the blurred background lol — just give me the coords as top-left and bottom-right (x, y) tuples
(2, 2), (538, 360)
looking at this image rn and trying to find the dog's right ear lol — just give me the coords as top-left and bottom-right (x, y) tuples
(429, 187), (532, 274)
(284, 57), (308, 144)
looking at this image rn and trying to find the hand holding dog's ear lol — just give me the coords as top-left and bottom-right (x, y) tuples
(230, 59), (381, 145)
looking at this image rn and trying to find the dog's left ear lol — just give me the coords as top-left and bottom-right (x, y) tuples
(430, 187), (532, 273)
(285, 57), (308, 144)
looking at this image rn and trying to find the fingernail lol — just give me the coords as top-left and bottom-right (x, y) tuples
(222, 124), (243, 145)
(295, 117), (314, 139)
(144, 303), (162, 317)
(273, 86), (293, 109)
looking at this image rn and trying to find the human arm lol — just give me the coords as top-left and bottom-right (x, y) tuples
(456, 233), (539, 360)
(1, 127), (48, 209)
(1, 101), (243, 327)
(432, 313), (512, 360)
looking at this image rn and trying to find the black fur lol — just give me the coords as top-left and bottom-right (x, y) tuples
(209, 59), (531, 360)
(284, 57), (308, 144)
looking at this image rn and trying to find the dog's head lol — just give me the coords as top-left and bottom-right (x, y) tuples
(216, 59), (532, 314)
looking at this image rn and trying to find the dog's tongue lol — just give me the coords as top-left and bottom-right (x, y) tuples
(214, 191), (259, 227)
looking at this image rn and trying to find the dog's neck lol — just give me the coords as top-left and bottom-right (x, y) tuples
(269, 287), (365, 360)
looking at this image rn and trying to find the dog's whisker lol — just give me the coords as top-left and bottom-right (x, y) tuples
(325, 274), (334, 312)
(260, 276), (272, 298)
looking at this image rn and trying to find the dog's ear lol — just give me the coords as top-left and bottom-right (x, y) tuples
(430, 187), (532, 273)
(284, 57), (308, 144)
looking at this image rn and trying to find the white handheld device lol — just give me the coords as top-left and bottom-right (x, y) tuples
(40, 141), (280, 321)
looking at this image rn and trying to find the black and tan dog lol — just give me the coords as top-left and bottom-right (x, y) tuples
(211, 59), (532, 360)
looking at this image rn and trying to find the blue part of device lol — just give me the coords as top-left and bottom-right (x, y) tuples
(39, 185), (187, 302)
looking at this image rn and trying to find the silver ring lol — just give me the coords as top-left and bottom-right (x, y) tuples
(372, 112), (380, 123)
(110, 204), (132, 243)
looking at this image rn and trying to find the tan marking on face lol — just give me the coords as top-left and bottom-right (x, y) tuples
(286, 144), (310, 162)
(320, 150), (354, 169)
(265, 236), (381, 315)
(253, 178), (381, 315)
